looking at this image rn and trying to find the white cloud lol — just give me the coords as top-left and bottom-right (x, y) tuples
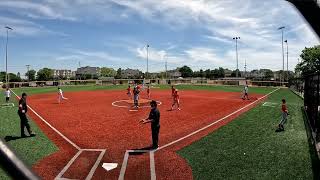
(0, 16), (68, 37)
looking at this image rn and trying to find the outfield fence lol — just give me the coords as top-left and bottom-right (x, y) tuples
(304, 73), (320, 142)
(3, 79), (286, 88)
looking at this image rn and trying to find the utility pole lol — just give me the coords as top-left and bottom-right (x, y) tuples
(78, 61), (81, 68)
(233, 37), (240, 77)
(26, 65), (30, 81)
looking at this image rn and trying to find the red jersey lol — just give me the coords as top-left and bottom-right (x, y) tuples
(147, 88), (150, 93)
(173, 92), (179, 100)
(281, 103), (287, 112)
(172, 88), (175, 95)
(127, 87), (131, 93)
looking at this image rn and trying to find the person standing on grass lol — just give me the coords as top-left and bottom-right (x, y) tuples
(140, 100), (160, 149)
(171, 89), (181, 111)
(277, 99), (289, 132)
(242, 84), (249, 100)
(18, 93), (35, 137)
(127, 85), (132, 100)
(4, 88), (11, 103)
(58, 87), (68, 103)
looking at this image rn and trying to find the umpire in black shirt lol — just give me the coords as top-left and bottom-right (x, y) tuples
(18, 93), (35, 137)
(141, 100), (160, 149)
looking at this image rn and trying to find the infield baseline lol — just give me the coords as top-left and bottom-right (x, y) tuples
(118, 88), (280, 179)
(10, 90), (107, 180)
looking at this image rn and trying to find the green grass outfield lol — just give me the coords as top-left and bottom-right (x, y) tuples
(179, 88), (319, 180)
(12, 84), (274, 96)
(0, 89), (58, 179)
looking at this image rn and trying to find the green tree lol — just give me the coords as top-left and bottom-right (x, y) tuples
(25, 69), (36, 81)
(264, 69), (274, 80)
(37, 68), (53, 81)
(101, 67), (117, 77)
(9, 73), (21, 82)
(179, 65), (193, 78)
(295, 45), (320, 76)
(217, 67), (225, 78)
(231, 69), (241, 77)
(115, 68), (122, 79)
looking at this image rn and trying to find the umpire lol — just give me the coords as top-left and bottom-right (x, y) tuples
(18, 93), (35, 137)
(141, 100), (160, 149)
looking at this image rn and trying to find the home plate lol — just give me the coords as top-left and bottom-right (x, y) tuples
(129, 109), (138, 111)
(102, 163), (118, 171)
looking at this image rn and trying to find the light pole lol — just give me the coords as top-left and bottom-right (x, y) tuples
(233, 37), (240, 77)
(278, 26), (285, 86)
(244, 59), (247, 78)
(5, 26), (13, 87)
(146, 44), (149, 79)
(284, 40), (288, 82)
(26, 65), (30, 82)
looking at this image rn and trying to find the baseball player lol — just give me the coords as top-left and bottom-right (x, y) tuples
(18, 93), (36, 137)
(4, 88), (11, 103)
(133, 85), (140, 108)
(58, 87), (68, 103)
(242, 85), (249, 100)
(147, 85), (151, 99)
(127, 85), (132, 99)
(171, 89), (181, 110)
(276, 99), (289, 132)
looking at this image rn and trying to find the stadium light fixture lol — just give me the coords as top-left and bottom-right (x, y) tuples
(232, 37), (240, 77)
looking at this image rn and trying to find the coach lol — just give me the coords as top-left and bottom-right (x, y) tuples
(141, 100), (160, 149)
(18, 93), (35, 137)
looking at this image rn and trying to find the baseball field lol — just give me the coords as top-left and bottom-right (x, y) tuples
(0, 84), (318, 180)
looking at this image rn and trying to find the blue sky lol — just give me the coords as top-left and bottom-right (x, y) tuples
(0, 0), (319, 77)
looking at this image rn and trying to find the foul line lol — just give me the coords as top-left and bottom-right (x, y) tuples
(118, 150), (156, 180)
(85, 150), (106, 180)
(10, 90), (81, 150)
(154, 88), (280, 151)
(11, 90), (107, 180)
(150, 152), (156, 180)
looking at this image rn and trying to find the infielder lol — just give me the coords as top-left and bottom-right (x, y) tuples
(58, 87), (68, 103)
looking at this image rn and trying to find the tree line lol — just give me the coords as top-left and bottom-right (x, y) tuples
(1, 44), (318, 82)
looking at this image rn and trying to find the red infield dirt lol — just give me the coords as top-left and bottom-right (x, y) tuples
(25, 89), (265, 180)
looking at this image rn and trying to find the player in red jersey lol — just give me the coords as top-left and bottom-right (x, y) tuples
(147, 85), (151, 99)
(276, 99), (289, 132)
(127, 85), (132, 99)
(171, 89), (180, 111)
(171, 85), (175, 97)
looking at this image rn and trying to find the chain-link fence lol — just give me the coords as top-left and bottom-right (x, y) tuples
(304, 73), (320, 141)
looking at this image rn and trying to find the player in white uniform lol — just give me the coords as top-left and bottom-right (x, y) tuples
(242, 85), (249, 100)
(4, 88), (11, 103)
(58, 87), (68, 103)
